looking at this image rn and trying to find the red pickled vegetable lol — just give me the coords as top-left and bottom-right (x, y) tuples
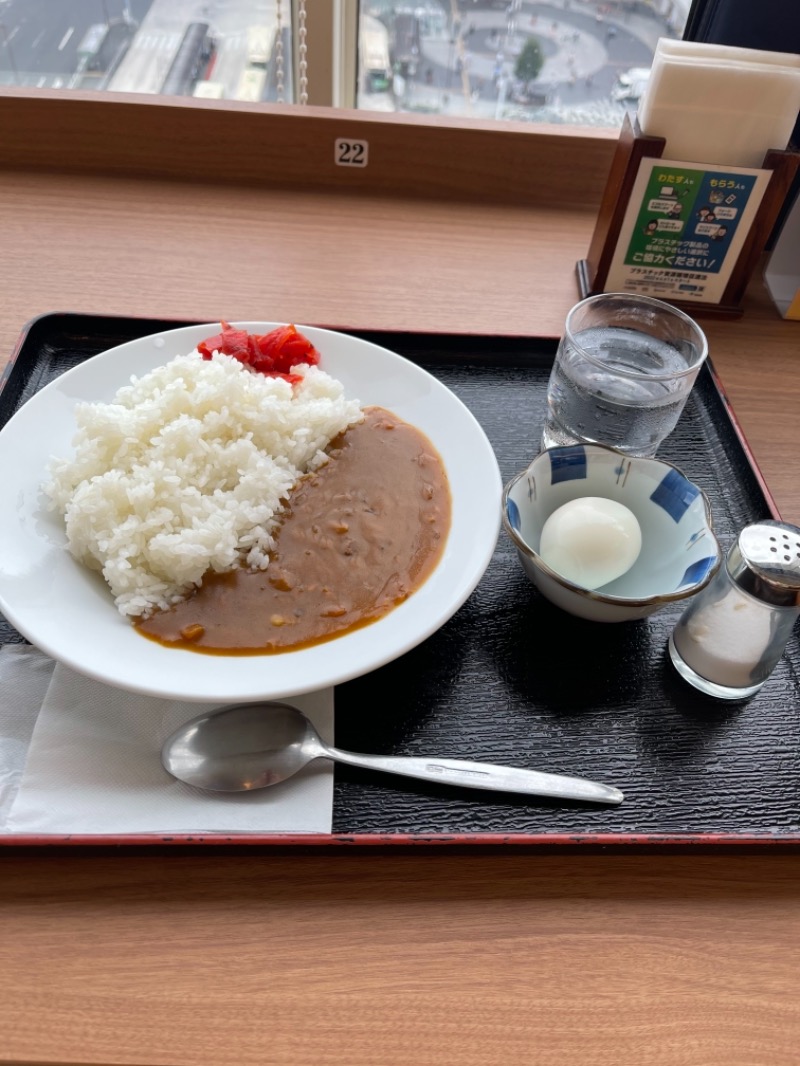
(197, 321), (321, 383)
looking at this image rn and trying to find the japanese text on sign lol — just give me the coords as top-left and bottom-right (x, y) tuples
(604, 158), (770, 304)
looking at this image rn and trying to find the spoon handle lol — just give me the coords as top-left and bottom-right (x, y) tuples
(326, 748), (623, 805)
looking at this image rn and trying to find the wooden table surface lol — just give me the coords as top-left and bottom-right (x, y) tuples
(1, 167), (800, 1066)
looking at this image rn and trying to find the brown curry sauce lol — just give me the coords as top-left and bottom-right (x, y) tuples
(135, 407), (451, 654)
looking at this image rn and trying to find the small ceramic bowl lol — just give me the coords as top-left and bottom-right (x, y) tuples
(502, 443), (722, 623)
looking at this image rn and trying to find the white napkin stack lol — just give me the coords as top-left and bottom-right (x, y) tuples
(637, 38), (800, 167)
(0, 644), (334, 837)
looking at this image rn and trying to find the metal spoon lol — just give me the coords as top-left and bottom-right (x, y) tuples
(162, 702), (623, 805)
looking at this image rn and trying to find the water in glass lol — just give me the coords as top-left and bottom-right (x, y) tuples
(542, 325), (698, 457)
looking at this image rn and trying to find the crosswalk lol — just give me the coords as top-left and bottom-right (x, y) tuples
(128, 31), (181, 54)
(131, 29), (246, 53)
(109, 25), (250, 95)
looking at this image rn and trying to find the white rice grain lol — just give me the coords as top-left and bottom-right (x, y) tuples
(44, 350), (363, 617)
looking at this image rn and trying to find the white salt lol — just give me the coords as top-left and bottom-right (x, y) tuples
(675, 590), (773, 688)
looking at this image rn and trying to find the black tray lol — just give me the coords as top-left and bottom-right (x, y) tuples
(2, 313), (799, 847)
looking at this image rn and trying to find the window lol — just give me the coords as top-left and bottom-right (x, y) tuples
(0, 1), (691, 128)
(0, 1), (294, 102)
(358, 1), (691, 127)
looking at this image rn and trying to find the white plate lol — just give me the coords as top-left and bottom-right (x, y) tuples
(0, 322), (502, 702)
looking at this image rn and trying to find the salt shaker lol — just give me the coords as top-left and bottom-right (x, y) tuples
(669, 520), (800, 699)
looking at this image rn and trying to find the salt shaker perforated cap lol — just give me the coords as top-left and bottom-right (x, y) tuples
(727, 520), (800, 608)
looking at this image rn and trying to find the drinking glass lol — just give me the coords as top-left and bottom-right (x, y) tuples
(541, 293), (709, 458)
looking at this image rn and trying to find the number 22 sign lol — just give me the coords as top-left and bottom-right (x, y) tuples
(334, 138), (369, 167)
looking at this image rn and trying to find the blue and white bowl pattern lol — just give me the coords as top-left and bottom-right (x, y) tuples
(503, 443), (721, 623)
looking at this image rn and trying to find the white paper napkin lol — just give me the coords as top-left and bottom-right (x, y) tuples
(638, 38), (800, 168)
(0, 644), (334, 836)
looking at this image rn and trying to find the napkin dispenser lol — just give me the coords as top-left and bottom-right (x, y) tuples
(638, 38), (800, 168)
(578, 40), (800, 318)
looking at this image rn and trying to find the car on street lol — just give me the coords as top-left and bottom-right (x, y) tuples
(611, 66), (651, 103)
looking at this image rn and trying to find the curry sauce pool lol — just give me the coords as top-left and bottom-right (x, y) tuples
(136, 407), (451, 654)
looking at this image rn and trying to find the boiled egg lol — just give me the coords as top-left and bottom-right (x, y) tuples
(538, 497), (642, 590)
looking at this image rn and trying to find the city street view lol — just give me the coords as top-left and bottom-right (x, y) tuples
(0, 0), (689, 125)
(360, 0), (689, 123)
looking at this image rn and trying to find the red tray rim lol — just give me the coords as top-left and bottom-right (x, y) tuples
(1, 830), (799, 847)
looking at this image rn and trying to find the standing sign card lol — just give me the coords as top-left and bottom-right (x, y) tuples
(604, 159), (771, 304)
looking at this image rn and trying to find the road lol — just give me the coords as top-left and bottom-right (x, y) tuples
(0, 0), (270, 98)
(109, 0), (273, 97)
(0, 0), (152, 88)
(372, 0), (673, 123)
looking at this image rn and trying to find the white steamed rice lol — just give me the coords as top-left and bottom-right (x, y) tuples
(44, 349), (363, 617)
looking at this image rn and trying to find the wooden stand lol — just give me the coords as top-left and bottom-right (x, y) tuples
(577, 113), (800, 319)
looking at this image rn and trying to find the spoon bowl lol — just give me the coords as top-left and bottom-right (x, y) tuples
(162, 702), (623, 805)
(163, 702), (325, 791)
